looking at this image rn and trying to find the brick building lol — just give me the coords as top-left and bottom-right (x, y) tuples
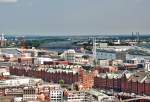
(77, 70), (94, 90)
(94, 71), (150, 95)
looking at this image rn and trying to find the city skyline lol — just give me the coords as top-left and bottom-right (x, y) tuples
(0, 0), (150, 35)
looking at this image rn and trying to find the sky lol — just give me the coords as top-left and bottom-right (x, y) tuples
(0, 0), (150, 36)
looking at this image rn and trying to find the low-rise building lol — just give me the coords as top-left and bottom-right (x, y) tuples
(64, 91), (88, 102)
(111, 60), (123, 66)
(0, 76), (43, 87)
(23, 86), (38, 101)
(96, 49), (116, 60)
(97, 59), (110, 66)
(87, 89), (117, 102)
(50, 89), (64, 101)
(60, 49), (76, 63)
(145, 62), (150, 71)
(34, 57), (53, 65)
(64, 89), (117, 102)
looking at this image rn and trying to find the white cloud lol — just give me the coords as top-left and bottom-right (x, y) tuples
(0, 0), (18, 3)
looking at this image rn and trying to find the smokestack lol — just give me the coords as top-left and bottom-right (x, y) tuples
(136, 32), (140, 42)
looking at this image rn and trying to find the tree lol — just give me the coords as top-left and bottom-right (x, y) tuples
(59, 79), (64, 86)
(82, 55), (90, 59)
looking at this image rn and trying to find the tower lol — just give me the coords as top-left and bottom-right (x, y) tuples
(93, 37), (97, 66)
(132, 32), (134, 41)
(1, 33), (4, 40)
(0, 33), (5, 47)
(137, 32), (140, 42)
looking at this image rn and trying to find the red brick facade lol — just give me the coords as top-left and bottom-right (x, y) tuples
(9, 67), (79, 85)
(9, 67), (150, 95)
(78, 70), (94, 90)
(94, 75), (150, 95)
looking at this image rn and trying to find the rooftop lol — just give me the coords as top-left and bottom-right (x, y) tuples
(0, 75), (43, 88)
(87, 89), (108, 97)
(128, 71), (150, 83)
(128, 49), (150, 56)
(96, 49), (116, 53)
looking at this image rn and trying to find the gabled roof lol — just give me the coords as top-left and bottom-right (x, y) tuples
(128, 71), (150, 83)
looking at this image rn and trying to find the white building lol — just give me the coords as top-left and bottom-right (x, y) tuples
(145, 62), (150, 71)
(111, 60), (123, 66)
(38, 83), (61, 93)
(65, 91), (87, 102)
(0, 67), (10, 76)
(13, 97), (22, 102)
(0, 76), (43, 87)
(64, 89), (117, 102)
(0, 33), (7, 47)
(23, 86), (38, 102)
(61, 49), (76, 63)
(97, 59), (110, 66)
(34, 57), (53, 64)
(87, 89), (116, 102)
(113, 40), (121, 45)
(49, 89), (64, 102)
(98, 43), (108, 48)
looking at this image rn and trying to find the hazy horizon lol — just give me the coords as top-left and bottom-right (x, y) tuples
(4, 33), (150, 37)
(0, 0), (150, 35)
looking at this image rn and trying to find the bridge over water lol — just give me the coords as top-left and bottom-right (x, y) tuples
(121, 96), (150, 102)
